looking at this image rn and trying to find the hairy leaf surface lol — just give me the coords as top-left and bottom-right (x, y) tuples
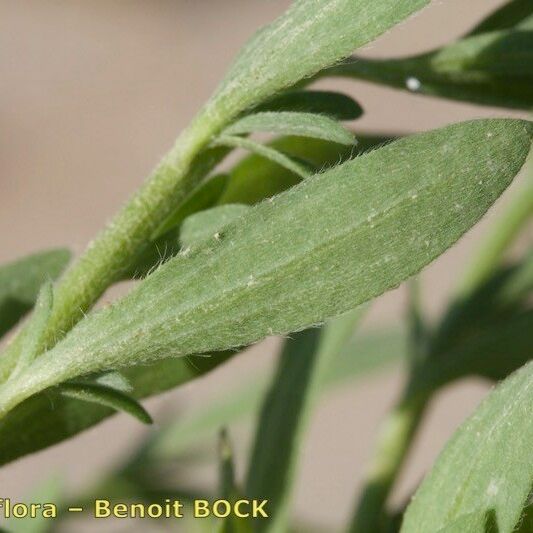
(1, 119), (530, 416)
(180, 205), (251, 248)
(401, 361), (533, 533)
(224, 112), (356, 146)
(209, 0), (430, 117)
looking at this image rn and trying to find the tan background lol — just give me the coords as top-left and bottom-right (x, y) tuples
(0, 1), (530, 531)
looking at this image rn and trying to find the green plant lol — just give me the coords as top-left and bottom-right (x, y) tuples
(0, 1), (532, 532)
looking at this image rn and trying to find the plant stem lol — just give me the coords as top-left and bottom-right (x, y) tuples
(349, 391), (428, 533)
(0, 109), (225, 383)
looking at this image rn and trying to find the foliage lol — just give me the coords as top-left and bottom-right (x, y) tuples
(0, 1), (531, 533)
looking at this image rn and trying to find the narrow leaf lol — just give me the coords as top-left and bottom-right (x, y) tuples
(94, 371), (133, 393)
(219, 428), (237, 501)
(323, 30), (533, 110)
(1, 119), (530, 413)
(224, 112), (356, 146)
(210, 0), (430, 115)
(0, 249), (70, 341)
(401, 361), (533, 533)
(409, 310), (533, 396)
(0, 324), (403, 467)
(10, 282), (54, 380)
(468, 0), (533, 35)
(218, 135), (361, 206)
(180, 205), (251, 248)
(218, 429), (253, 533)
(246, 309), (364, 532)
(154, 172), (230, 239)
(124, 173), (230, 279)
(59, 382), (153, 425)
(214, 135), (311, 178)
(0, 353), (232, 466)
(255, 90), (363, 120)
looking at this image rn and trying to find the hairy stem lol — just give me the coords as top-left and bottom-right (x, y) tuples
(0, 109), (226, 383)
(349, 392), (428, 533)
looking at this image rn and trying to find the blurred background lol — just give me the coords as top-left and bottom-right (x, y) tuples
(0, 1), (530, 531)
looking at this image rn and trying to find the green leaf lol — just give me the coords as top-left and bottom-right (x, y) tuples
(515, 503), (533, 533)
(429, 252), (533, 362)
(93, 371), (133, 393)
(218, 135), (360, 206)
(0, 249), (70, 341)
(0, 353), (231, 466)
(154, 172), (230, 239)
(409, 310), (533, 396)
(246, 309), (364, 532)
(255, 90), (363, 120)
(434, 512), (495, 533)
(468, 0), (533, 35)
(401, 361), (533, 533)
(10, 282), (54, 380)
(323, 30), (533, 110)
(214, 135), (312, 178)
(2, 119), (530, 413)
(218, 428), (238, 501)
(124, 173), (230, 279)
(223, 112), (356, 146)
(218, 429), (253, 533)
(210, 0), (430, 116)
(0, 324), (402, 467)
(59, 382), (153, 425)
(180, 205), (251, 249)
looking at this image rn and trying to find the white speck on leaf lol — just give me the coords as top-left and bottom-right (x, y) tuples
(406, 77), (421, 91)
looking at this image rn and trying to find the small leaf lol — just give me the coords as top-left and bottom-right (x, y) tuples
(246, 309), (364, 532)
(323, 30), (533, 110)
(219, 428), (237, 501)
(224, 112), (356, 146)
(10, 282), (54, 380)
(0, 352), (232, 466)
(124, 173), (230, 279)
(1, 119), (530, 413)
(256, 90), (363, 120)
(94, 371), (133, 393)
(409, 310), (533, 396)
(180, 205), (250, 248)
(154, 172), (230, 239)
(430, 252), (533, 360)
(468, 0), (533, 35)
(219, 134), (393, 206)
(0, 323), (403, 467)
(0, 249), (70, 341)
(210, 0), (430, 116)
(59, 382), (153, 425)
(401, 361), (533, 533)
(214, 135), (311, 178)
